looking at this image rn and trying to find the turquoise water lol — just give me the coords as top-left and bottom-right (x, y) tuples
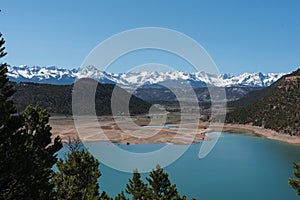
(58, 133), (300, 199)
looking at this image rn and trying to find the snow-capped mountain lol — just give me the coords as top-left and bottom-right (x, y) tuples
(6, 65), (285, 87)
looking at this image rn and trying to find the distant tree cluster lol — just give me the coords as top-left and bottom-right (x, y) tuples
(226, 69), (300, 136)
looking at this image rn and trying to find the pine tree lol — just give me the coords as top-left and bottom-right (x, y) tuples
(0, 33), (20, 198)
(52, 142), (102, 200)
(100, 191), (113, 200)
(118, 165), (195, 200)
(0, 33), (14, 124)
(0, 33), (62, 200)
(288, 162), (300, 196)
(0, 106), (62, 200)
(22, 105), (62, 198)
(146, 164), (179, 200)
(125, 169), (149, 200)
(114, 191), (128, 200)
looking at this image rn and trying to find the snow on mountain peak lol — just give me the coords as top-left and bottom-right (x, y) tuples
(6, 65), (285, 87)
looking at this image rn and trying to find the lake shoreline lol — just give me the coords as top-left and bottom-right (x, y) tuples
(216, 123), (300, 145)
(49, 117), (300, 145)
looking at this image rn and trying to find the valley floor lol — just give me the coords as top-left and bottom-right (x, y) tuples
(49, 116), (300, 145)
(49, 116), (206, 145)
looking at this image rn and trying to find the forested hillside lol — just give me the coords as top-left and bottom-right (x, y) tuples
(11, 79), (152, 116)
(226, 69), (300, 136)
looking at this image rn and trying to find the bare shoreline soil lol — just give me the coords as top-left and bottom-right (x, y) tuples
(220, 123), (300, 144)
(49, 117), (300, 145)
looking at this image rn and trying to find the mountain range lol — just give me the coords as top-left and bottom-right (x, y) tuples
(7, 65), (285, 88)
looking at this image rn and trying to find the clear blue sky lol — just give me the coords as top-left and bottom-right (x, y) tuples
(1, 0), (300, 74)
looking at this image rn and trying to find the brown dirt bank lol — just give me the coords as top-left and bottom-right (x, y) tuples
(209, 123), (300, 145)
(49, 117), (300, 145)
(49, 117), (205, 145)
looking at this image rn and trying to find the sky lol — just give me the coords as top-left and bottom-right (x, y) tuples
(1, 0), (300, 74)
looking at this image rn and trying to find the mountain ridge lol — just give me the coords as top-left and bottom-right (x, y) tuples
(7, 65), (285, 87)
(11, 79), (152, 116)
